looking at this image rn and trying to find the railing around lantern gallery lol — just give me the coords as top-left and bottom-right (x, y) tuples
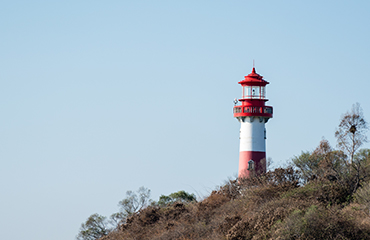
(233, 106), (273, 115)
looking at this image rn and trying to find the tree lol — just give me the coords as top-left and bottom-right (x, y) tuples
(157, 190), (196, 206)
(350, 148), (370, 194)
(291, 151), (321, 183)
(76, 214), (110, 240)
(354, 180), (370, 214)
(118, 186), (152, 216)
(335, 103), (368, 164)
(109, 186), (152, 226)
(109, 212), (126, 227)
(77, 187), (152, 240)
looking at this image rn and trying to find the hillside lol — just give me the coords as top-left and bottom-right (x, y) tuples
(93, 143), (370, 240)
(77, 104), (370, 240)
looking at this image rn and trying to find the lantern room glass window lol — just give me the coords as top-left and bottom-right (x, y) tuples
(243, 86), (251, 98)
(243, 86), (266, 99)
(261, 86), (266, 98)
(251, 86), (260, 98)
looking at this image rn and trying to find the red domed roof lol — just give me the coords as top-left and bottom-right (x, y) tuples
(247, 67), (263, 78)
(238, 68), (269, 86)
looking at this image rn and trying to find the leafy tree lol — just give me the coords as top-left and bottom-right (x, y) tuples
(157, 190), (196, 206)
(350, 148), (370, 192)
(355, 148), (370, 161)
(353, 148), (370, 171)
(291, 104), (369, 200)
(76, 214), (110, 240)
(291, 140), (346, 183)
(354, 180), (370, 214)
(335, 103), (368, 164)
(291, 151), (321, 183)
(157, 195), (172, 206)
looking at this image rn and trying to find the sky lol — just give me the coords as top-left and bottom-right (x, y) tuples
(1, 1), (370, 239)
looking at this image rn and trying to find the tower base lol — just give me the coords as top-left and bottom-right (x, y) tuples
(238, 151), (266, 178)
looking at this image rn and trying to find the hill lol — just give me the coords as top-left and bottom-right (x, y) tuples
(77, 104), (370, 240)
(96, 149), (370, 240)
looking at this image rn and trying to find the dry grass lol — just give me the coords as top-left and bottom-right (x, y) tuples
(99, 166), (370, 240)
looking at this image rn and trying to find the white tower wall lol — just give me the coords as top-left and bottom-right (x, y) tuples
(239, 117), (266, 152)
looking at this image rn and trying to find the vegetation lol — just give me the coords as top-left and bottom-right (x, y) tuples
(76, 214), (110, 240)
(77, 187), (153, 240)
(335, 103), (368, 164)
(157, 190), (197, 207)
(77, 103), (370, 239)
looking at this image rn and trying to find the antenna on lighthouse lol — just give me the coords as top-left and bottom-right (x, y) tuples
(253, 59), (255, 68)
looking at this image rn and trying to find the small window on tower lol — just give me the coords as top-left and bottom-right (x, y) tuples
(247, 160), (255, 170)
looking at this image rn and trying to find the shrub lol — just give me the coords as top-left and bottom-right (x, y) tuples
(272, 205), (370, 239)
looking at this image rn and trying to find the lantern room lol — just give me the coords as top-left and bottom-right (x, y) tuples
(233, 68), (273, 119)
(242, 85), (266, 99)
(239, 67), (269, 100)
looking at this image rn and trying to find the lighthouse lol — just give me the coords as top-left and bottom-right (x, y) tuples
(233, 67), (273, 178)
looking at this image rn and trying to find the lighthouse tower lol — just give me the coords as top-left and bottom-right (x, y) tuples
(233, 68), (273, 178)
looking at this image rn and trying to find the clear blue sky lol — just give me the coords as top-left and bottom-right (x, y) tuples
(1, 1), (370, 239)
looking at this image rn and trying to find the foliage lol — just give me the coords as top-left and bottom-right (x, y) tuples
(272, 204), (370, 239)
(108, 212), (125, 227)
(80, 104), (370, 240)
(291, 151), (320, 183)
(290, 138), (370, 204)
(239, 166), (300, 194)
(117, 186), (152, 216)
(157, 190), (196, 206)
(76, 214), (110, 240)
(335, 103), (368, 163)
(107, 186), (153, 228)
(354, 181), (370, 213)
(88, 161), (370, 240)
(352, 148), (370, 183)
(77, 187), (152, 240)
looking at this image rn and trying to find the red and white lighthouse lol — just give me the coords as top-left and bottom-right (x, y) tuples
(233, 67), (273, 178)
